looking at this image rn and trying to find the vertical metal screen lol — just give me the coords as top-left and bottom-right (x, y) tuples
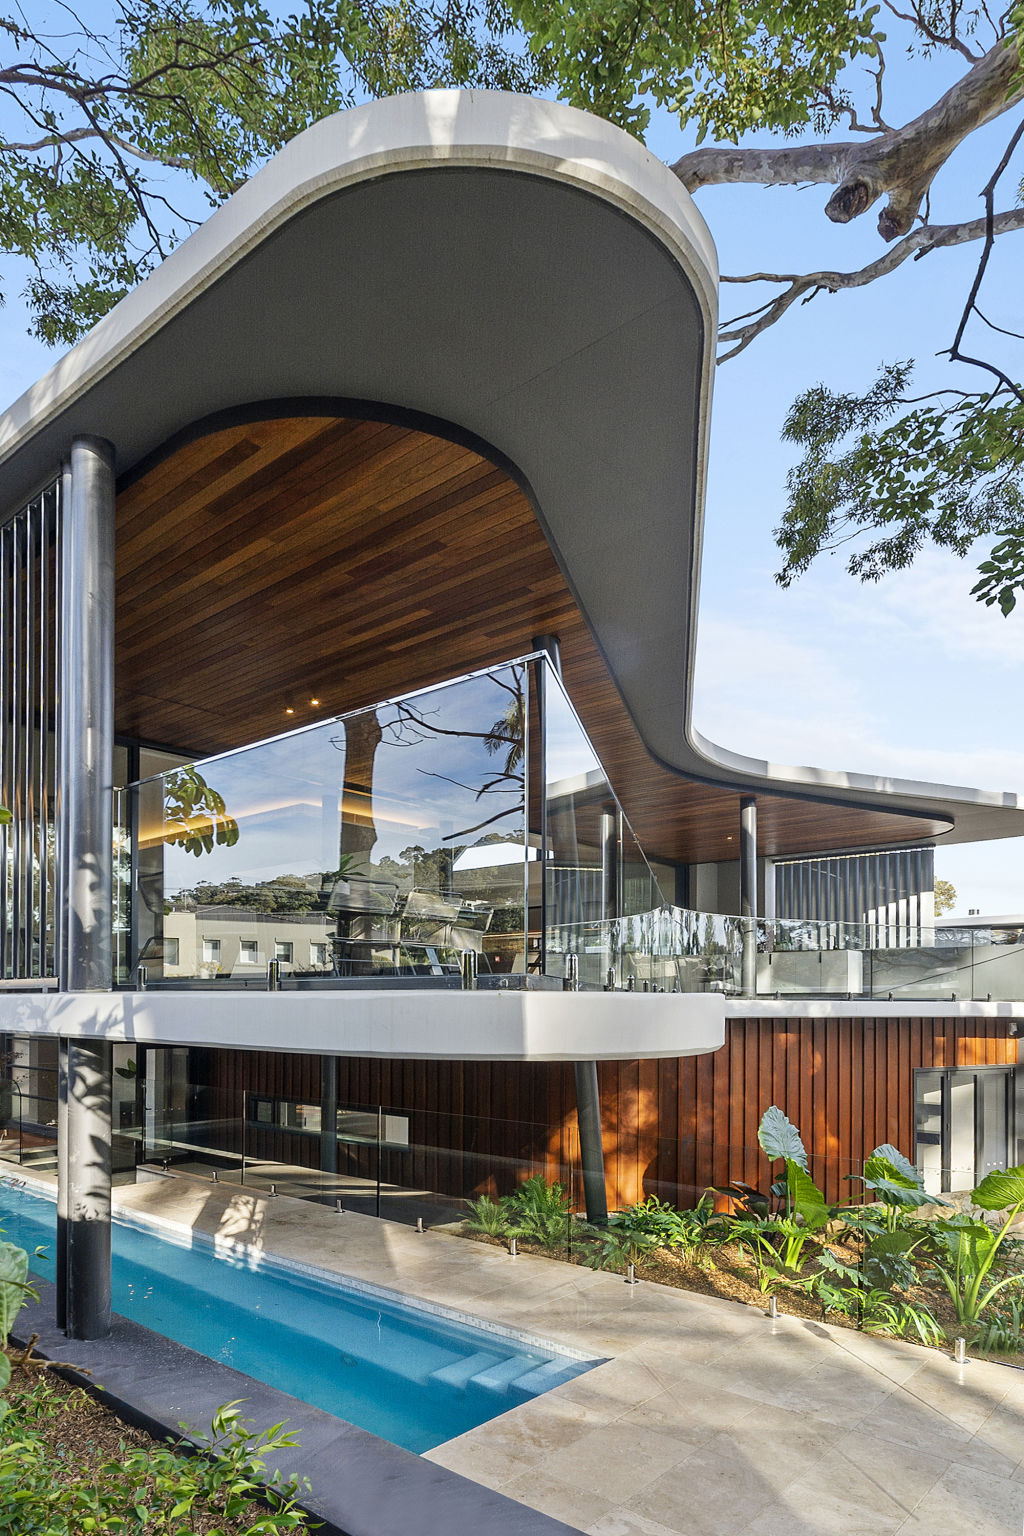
(0, 481), (61, 978)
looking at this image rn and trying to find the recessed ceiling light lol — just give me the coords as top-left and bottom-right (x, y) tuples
(285, 707), (295, 715)
(309, 697), (321, 707)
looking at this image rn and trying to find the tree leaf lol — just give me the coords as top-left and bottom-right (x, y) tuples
(758, 1105), (808, 1168)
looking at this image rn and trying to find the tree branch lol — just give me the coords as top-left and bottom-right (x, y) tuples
(718, 206), (1024, 360)
(673, 37), (1022, 240)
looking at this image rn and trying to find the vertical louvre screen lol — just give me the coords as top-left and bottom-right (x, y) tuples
(773, 846), (935, 946)
(0, 482), (60, 978)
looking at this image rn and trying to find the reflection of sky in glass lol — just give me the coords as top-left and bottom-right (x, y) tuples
(155, 666), (526, 896)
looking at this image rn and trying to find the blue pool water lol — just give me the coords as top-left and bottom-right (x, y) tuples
(0, 1180), (596, 1452)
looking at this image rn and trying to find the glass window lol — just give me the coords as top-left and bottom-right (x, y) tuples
(311, 942), (331, 967)
(164, 937), (180, 967)
(239, 939), (259, 964)
(274, 941), (293, 963)
(201, 938), (221, 965)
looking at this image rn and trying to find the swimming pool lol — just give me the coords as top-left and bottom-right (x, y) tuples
(0, 1179), (598, 1452)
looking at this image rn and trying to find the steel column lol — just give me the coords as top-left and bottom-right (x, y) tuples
(573, 1060), (609, 1226)
(739, 796), (757, 999)
(57, 436), (116, 1340)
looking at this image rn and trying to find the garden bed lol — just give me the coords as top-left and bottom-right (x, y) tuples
(456, 1106), (1024, 1366)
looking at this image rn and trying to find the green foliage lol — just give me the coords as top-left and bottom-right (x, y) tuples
(463, 1193), (512, 1237)
(0, 807), (10, 825)
(0, 0), (550, 342)
(850, 1143), (944, 1231)
(975, 1296), (1024, 1355)
(582, 1219), (663, 1271)
(775, 364), (1024, 612)
(506, 0), (882, 139)
(801, 1247), (944, 1343)
(504, 1175), (572, 1249)
(163, 767), (239, 858)
(0, 1238), (31, 1343)
(0, 1390), (316, 1533)
(922, 1194), (1024, 1328)
(933, 878), (957, 916)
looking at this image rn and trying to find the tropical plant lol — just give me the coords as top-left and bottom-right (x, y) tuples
(800, 1247), (944, 1343)
(849, 1142), (946, 1232)
(581, 1219), (663, 1272)
(922, 1164), (1024, 1326)
(974, 1296), (1024, 1355)
(0, 1228), (37, 1407)
(0, 1394), (315, 1533)
(504, 1175), (573, 1250)
(748, 1105), (840, 1275)
(463, 1194), (512, 1238)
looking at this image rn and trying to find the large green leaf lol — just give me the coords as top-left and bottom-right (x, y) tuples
(870, 1145), (922, 1186)
(972, 1164), (1024, 1212)
(758, 1106), (808, 1169)
(786, 1160), (830, 1229)
(0, 1240), (29, 1341)
(0, 807), (10, 825)
(0, 1352), (9, 1394)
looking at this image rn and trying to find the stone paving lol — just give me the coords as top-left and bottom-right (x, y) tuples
(18, 1169), (1024, 1535)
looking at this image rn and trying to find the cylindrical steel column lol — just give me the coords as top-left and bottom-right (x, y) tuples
(57, 435), (116, 1340)
(65, 1039), (112, 1339)
(739, 797), (758, 999)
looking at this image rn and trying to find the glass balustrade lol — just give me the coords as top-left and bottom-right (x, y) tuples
(115, 651), (1024, 1002)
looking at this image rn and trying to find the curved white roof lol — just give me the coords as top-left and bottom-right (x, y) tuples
(0, 89), (1019, 844)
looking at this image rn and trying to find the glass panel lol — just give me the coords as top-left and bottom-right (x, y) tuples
(976, 1069), (1011, 1179)
(914, 1069), (945, 1197)
(124, 662), (528, 986)
(540, 660), (663, 986)
(949, 1072), (976, 1193)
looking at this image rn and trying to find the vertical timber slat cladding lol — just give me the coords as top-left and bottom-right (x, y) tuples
(192, 1016), (1018, 1212)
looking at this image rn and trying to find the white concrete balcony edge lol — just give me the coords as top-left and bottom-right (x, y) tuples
(725, 998), (1024, 1020)
(0, 989), (725, 1062)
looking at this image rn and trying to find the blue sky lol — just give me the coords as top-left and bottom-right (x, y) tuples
(2, 18), (1022, 913)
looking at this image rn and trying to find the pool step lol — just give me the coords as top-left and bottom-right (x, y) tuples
(429, 1350), (504, 1389)
(466, 1352), (540, 1392)
(509, 1357), (580, 1395)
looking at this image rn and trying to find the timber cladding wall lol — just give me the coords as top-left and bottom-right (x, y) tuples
(194, 1015), (1017, 1211)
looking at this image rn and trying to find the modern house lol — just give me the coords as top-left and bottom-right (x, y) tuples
(1, 90), (1023, 1337)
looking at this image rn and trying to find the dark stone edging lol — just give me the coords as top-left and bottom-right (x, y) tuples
(12, 1284), (583, 1536)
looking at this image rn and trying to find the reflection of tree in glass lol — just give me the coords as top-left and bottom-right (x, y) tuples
(386, 668), (526, 842)
(163, 767), (239, 857)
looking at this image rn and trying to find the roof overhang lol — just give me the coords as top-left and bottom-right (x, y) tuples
(0, 89), (1019, 846)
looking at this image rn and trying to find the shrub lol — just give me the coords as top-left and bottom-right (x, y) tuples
(0, 1390), (316, 1534)
(504, 1176), (573, 1250)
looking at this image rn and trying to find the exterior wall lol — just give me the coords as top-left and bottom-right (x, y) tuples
(191, 1014), (1018, 1211)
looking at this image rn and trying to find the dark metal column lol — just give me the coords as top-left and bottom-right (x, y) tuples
(320, 1054), (338, 1177)
(57, 436), (116, 1340)
(739, 796), (758, 999)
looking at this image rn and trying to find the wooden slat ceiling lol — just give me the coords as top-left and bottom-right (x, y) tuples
(115, 414), (948, 864)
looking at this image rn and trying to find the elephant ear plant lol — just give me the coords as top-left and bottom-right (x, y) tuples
(736, 1112), (841, 1277)
(924, 1163), (1024, 1329)
(0, 1229), (37, 1406)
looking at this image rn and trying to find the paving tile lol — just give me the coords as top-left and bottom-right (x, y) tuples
(502, 1470), (618, 1531)
(894, 1461), (1024, 1535)
(533, 1421), (696, 1504)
